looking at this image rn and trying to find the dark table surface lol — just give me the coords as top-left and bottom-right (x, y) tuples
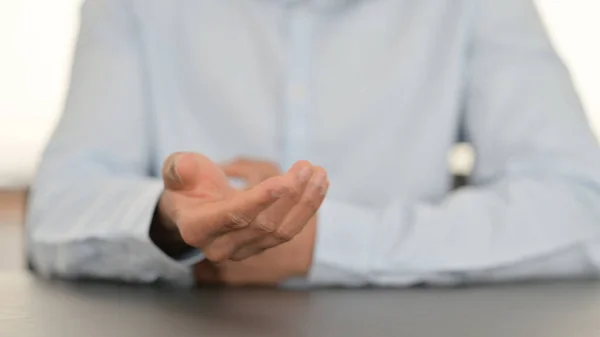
(2, 272), (600, 337)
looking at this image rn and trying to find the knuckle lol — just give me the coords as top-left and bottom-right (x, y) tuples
(255, 217), (278, 233)
(300, 195), (321, 212)
(227, 212), (253, 229)
(272, 229), (294, 242)
(203, 247), (230, 263)
(286, 183), (301, 199)
(269, 177), (289, 194)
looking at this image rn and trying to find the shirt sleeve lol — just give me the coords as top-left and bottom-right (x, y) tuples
(307, 0), (600, 287)
(26, 0), (199, 287)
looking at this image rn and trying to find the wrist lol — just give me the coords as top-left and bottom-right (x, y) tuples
(150, 192), (194, 258)
(156, 192), (178, 230)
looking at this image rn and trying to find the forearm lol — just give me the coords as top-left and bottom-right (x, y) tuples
(28, 177), (195, 286)
(308, 176), (600, 287)
(462, 244), (600, 284)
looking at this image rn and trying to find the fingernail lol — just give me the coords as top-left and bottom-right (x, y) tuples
(168, 155), (183, 184)
(298, 166), (312, 182)
(312, 172), (326, 190)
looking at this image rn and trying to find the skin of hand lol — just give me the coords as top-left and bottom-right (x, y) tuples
(157, 153), (329, 268)
(194, 216), (317, 286)
(194, 158), (319, 286)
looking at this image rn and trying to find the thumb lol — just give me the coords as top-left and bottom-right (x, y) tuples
(162, 152), (228, 191)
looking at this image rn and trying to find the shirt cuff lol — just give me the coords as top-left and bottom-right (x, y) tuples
(308, 199), (378, 286)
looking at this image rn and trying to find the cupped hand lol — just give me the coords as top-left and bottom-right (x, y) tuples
(157, 153), (329, 263)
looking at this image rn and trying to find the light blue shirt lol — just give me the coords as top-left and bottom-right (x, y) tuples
(27, 0), (600, 287)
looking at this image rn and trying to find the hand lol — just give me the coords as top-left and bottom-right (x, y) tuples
(192, 157), (316, 285)
(195, 215), (317, 286)
(156, 152), (329, 262)
(222, 157), (283, 188)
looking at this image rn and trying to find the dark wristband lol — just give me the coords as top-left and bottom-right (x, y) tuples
(149, 203), (195, 259)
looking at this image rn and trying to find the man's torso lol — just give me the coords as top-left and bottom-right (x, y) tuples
(134, 0), (473, 204)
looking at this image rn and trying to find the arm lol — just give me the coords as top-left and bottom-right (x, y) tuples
(27, 0), (195, 286)
(308, 0), (600, 286)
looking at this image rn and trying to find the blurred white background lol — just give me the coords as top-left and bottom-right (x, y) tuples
(1, 0), (80, 188)
(0, 0), (599, 188)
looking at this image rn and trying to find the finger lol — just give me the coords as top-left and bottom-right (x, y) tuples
(183, 178), (290, 261)
(162, 152), (229, 192)
(257, 160), (313, 222)
(228, 161), (315, 260)
(257, 161), (282, 180)
(232, 168), (328, 261)
(200, 233), (239, 262)
(276, 167), (328, 241)
(191, 175), (290, 244)
(222, 160), (252, 179)
(209, 161), (311, 261)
